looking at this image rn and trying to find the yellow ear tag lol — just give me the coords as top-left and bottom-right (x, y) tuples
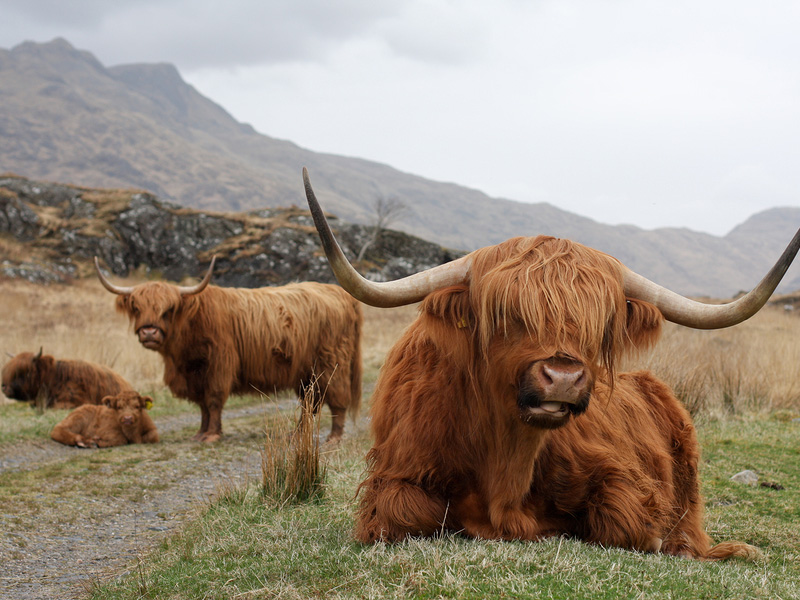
(457, 317), (469, 329)
(145, 399), (154, 410)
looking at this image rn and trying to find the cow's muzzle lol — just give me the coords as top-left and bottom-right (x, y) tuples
(119, 414), (137, 426)
(137, 326), (165, 349)
(2, 382), (30, 401)
(517, 357), (592, 429)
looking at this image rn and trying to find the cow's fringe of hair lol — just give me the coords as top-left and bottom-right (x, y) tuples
(469, 237), (633, 375)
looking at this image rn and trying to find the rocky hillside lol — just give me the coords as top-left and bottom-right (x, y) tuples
(2, 38), (799, 296)
(0, 175), (462, 287)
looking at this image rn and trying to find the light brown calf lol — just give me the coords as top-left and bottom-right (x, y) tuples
(50, 391), (159, 448)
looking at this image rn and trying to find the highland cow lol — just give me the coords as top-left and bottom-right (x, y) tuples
(303, 167), (800, 559)
(95, 258), (362, 443)
(50, 390), (159, 448)
(1, 349), (134, 409)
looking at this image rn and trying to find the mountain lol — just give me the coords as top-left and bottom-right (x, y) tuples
(1, 38), (798, 297)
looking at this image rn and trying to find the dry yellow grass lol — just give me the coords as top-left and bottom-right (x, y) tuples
(2, 275), (798, 417)
(0, 277), (418, 405)
(360, 304), (418, 380)
(625, 306), (800, 416)
(0, 277), (164, 397)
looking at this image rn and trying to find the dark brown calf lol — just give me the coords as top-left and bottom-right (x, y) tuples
(2, 349), (133, 409)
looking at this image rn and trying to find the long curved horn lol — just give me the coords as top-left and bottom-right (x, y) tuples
(303, 168), (471, 307)
(94, 256), (216, 296)
(177, 256), (216, 296)
(305, 167), (800, 323)
(623, 227), (800, 329)
(94, 257), (134, 295)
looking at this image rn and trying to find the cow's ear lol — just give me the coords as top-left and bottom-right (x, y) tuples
(141, 396), (154, 410)
(101, 395), (114, 407)
(625, 299), (663, 351)
(423, 285), (473, 330)
(36, 354), (55, 371)
(114, 295), (132, 317)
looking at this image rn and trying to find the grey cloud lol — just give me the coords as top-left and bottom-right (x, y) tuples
(1, 0), (404, 69)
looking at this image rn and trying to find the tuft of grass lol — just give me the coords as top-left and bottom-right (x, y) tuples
(261, 385), (327, 505)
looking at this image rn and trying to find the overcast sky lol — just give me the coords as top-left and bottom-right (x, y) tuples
(3, 0), (800, 236)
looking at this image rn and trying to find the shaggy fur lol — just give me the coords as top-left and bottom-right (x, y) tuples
(356, 236), (757, 560)
(1, 350), (134, 409)
(113, 281), (362, 443)
(50, 390), (159, 447)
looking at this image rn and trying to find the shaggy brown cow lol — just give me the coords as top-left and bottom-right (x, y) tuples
(1, 349), (134, 409)
(50, 390), (159, 448)
(303, 167), (800, 559)
(95, 258), (362, 443)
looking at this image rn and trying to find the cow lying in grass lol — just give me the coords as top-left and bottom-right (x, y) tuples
(302, 168), (799, 559)
(50, 391), (159, 448)
(2, 348), (134, 409)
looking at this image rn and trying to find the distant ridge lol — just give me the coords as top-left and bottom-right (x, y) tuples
(1, 38), (799, 296)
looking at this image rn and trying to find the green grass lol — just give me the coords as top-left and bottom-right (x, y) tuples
(0, 401), (65, 443)
(85, 414), (800, 600)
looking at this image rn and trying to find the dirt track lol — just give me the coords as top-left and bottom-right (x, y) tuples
(0, 405), (275, 600)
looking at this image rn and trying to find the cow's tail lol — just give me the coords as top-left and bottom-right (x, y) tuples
(349, 301), (364, 421)
(703, 541), (762, 561)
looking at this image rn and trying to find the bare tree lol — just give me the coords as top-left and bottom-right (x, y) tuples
(356, 195), (408, 262)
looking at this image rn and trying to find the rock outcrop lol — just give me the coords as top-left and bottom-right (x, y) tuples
(0, 175), (462, 287)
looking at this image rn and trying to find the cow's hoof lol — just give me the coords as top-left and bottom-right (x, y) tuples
(646, 537), (663, 553)
(323, 433), (343, 447)
(197, 433), (221, 443)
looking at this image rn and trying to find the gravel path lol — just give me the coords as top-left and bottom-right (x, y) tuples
(0, 404), (278, 600)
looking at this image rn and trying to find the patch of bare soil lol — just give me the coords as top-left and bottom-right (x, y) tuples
(0, 404), (282, 600)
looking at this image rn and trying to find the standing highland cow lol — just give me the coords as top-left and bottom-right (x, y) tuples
(95, 257), (362, 443)
(2, 349), (134, 409)
(303, 167), (799, 559)
(50, 390), (159, 448)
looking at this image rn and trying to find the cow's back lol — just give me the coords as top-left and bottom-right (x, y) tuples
(51, 360), (133, 406)
(206, 283), (362, 395)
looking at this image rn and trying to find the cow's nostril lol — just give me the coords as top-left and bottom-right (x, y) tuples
(576, 370), (586, 387)
(540, 364), (584, 390)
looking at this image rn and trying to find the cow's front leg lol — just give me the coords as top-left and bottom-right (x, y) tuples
(580, 468), (667, 553)
(355, 477), (449, 543)
(326, 409), (346, 443)
(191, 403), (211, 441)
(196, 394), (224, 443)
(453, 492), (545, 541)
